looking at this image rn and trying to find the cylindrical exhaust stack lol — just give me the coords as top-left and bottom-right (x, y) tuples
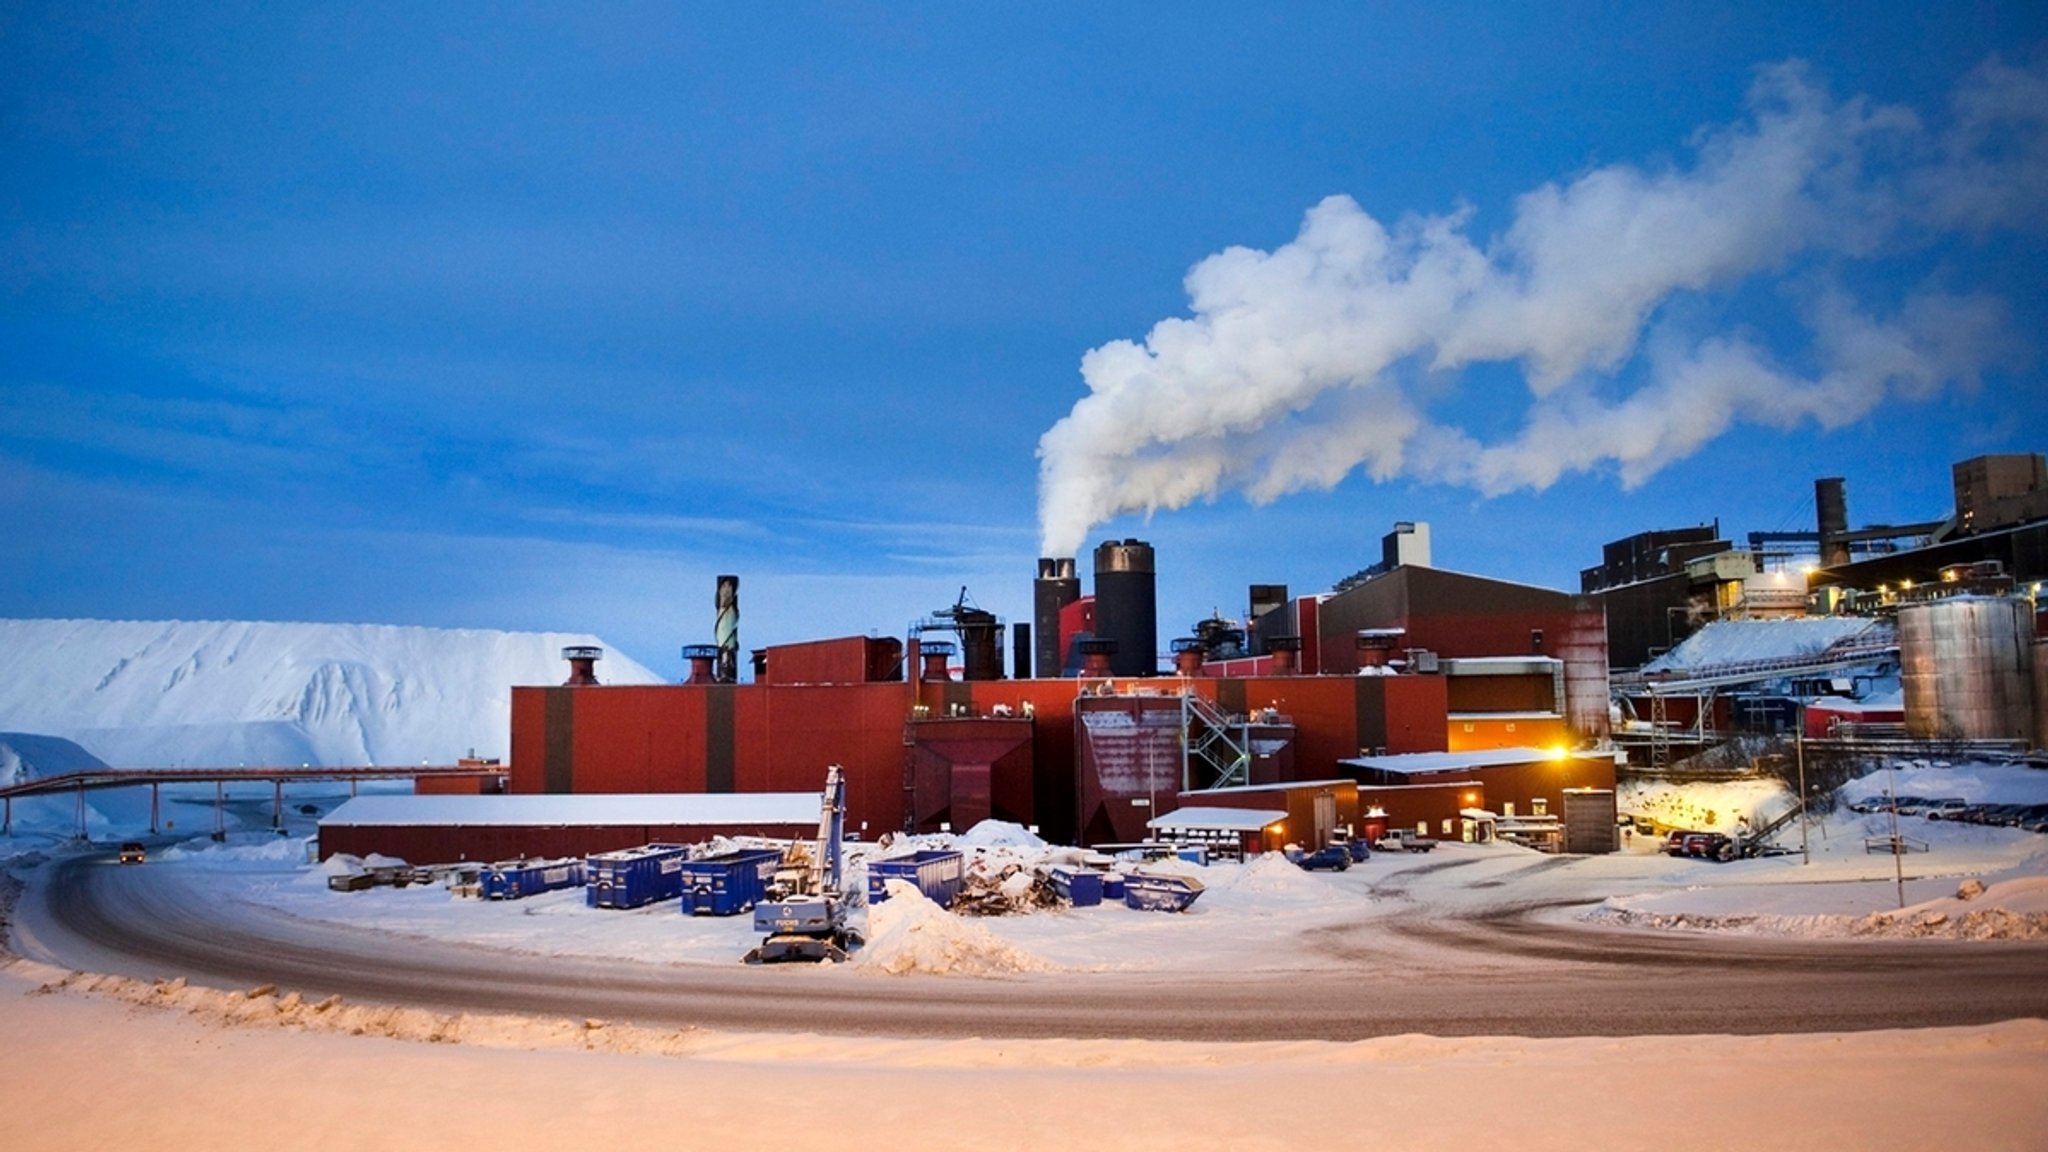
(1171, 637), (1205, 676)
(1012, 622), (1031, 681)
(1079, 637), (1118, 678)
(561, 645), (603, 686)
(1816, 478), (1850, 568)
(921, 640), (957, 682)
(1093, 539), (1158, 677)
(1033, 557), (1080, 678)
(714, 575), (740, 683)
(1356, 628), (1404, 670)
(681, 644), (720, 685)
(1268, 636), (1301, 676)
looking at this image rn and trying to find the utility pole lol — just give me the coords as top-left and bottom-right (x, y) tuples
(1796, 700), (1809, 866)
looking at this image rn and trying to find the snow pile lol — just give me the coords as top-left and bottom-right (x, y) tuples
(859, 879), (1052, 975)
(956, 820), (1047, 849)
(159, 834), (311, 864)
(0, 618), (664, 768)
(1620, 776), (1792, 833)
(1209, 851), (1330, 898)
(0, 732), (145, 833)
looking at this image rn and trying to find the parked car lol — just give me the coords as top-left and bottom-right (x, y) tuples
(1848, 795), (1892, 814)
(118, 841), (146, 864)
(1921, 798), (1969, 820)
(1294, 845), (1352, 871)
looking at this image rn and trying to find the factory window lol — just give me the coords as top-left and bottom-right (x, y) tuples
(1503, 802), (1515, 817)
(1505, 722), (1516, 732)
(1462, 723), (1475, 733)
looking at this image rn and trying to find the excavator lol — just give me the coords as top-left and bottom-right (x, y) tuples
(744, 765), (862, 963)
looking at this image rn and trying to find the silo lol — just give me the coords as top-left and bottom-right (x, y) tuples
(1093, 539), (1158, 677)
(1033, 557), (1080, 678)
(2034, 635), (2048, 751)
(1899, 596), (2037, 744)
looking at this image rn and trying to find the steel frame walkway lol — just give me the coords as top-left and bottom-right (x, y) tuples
(0, 765), (501, 837)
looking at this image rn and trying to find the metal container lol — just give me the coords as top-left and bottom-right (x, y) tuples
(480, 857), (586, 901)
(1101, 873), (1126, 900)
(585, 843), (690, 909)
(1094, 539), (1158, 677)
(1899, 596), (2037, 743)
(676, 848), (783, 916)
(1121, 869), (1204, 912)
(1047, 866), (1103, 907)
(866, 849), (965, 908)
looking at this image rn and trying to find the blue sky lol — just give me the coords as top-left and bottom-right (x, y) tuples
(4, 4), (2044, 678)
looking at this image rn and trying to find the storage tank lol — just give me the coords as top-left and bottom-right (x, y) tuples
(1093, 539), (1158, 677)
(2034, 635), (2048, 751)
(1899, 596), (2037, 744)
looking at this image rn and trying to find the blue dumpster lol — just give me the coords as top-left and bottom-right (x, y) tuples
(677, 848), (784, 916)
(866, 849), (965, 908)
(1122, 869), (1204, 912)
(1102, 872), (1126, 900)
(481, 857), (586, 901)
(586, 843), (690, 909)
(1047, 866), (1103, 907)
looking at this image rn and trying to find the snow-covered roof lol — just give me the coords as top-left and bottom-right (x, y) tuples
(320, 793), (819, 828)
(1641, 617), (1890, 674)
(1187, 778), (1356, 796)
(1148, 806), (1287, 833)
(1448, 711), (1562, 721)
(1343, 748), (1617, 775)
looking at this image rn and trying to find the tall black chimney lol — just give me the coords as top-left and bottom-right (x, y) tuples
(1093, 539), (1158, 677)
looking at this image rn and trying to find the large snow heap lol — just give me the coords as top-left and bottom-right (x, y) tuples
(0, 619), (662, 769)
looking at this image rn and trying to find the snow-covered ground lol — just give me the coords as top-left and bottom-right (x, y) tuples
(4, 956), (2042, 1152)
(6, 760), (2046, 1149)
(106, 759), (2045, 983)
(0, 618), (663, 773)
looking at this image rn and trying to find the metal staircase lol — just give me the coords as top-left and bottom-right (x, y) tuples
(1180, 692), (1252, 790)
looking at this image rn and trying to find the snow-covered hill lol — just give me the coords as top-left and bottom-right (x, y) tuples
(0, 619), (664, 769)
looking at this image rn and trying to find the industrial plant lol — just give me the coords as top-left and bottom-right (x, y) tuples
(328, 452), (2048, 867)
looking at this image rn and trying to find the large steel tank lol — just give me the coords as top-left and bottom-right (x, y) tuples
(1032, 557), (1080, 678)
(1899, 596), (2037, 743)
(1093, 539), (1158, 678)
(2034, 635), (2048, 751)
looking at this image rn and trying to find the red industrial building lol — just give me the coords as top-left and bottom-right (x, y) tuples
(498, 536), (1612, 850)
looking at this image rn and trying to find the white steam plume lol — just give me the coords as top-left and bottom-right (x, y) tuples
(1036, 58), (2045, 557)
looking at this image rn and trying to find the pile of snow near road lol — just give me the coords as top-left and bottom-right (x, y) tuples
(1620, 776), (1792, 834)
(0, 618), (663, 770)
(158, 833), (311, 864)
(859, 879), (1052, 975)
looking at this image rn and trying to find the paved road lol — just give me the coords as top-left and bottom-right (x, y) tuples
(14, 854), (2048, 1041)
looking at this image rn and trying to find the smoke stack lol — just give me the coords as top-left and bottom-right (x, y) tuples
(1033, 557), (1081, 677)
(1079, 637), (1118, 678)
(1093, 539), (1158, 677)
(681, 644), (719, 685)
(561, 645), (603, 686)
(1268, 636), (1301, 676)
(1816, 478), (1850, 568)
(1171, 637), (1205, 676)
(921, 639), (957, 682)
(714, 575), (740, 683)
(1356, 628), (1403, 669)
(1012, 622), (1031, 681)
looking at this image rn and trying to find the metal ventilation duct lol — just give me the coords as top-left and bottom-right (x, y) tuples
(714, 575), (740, 683)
